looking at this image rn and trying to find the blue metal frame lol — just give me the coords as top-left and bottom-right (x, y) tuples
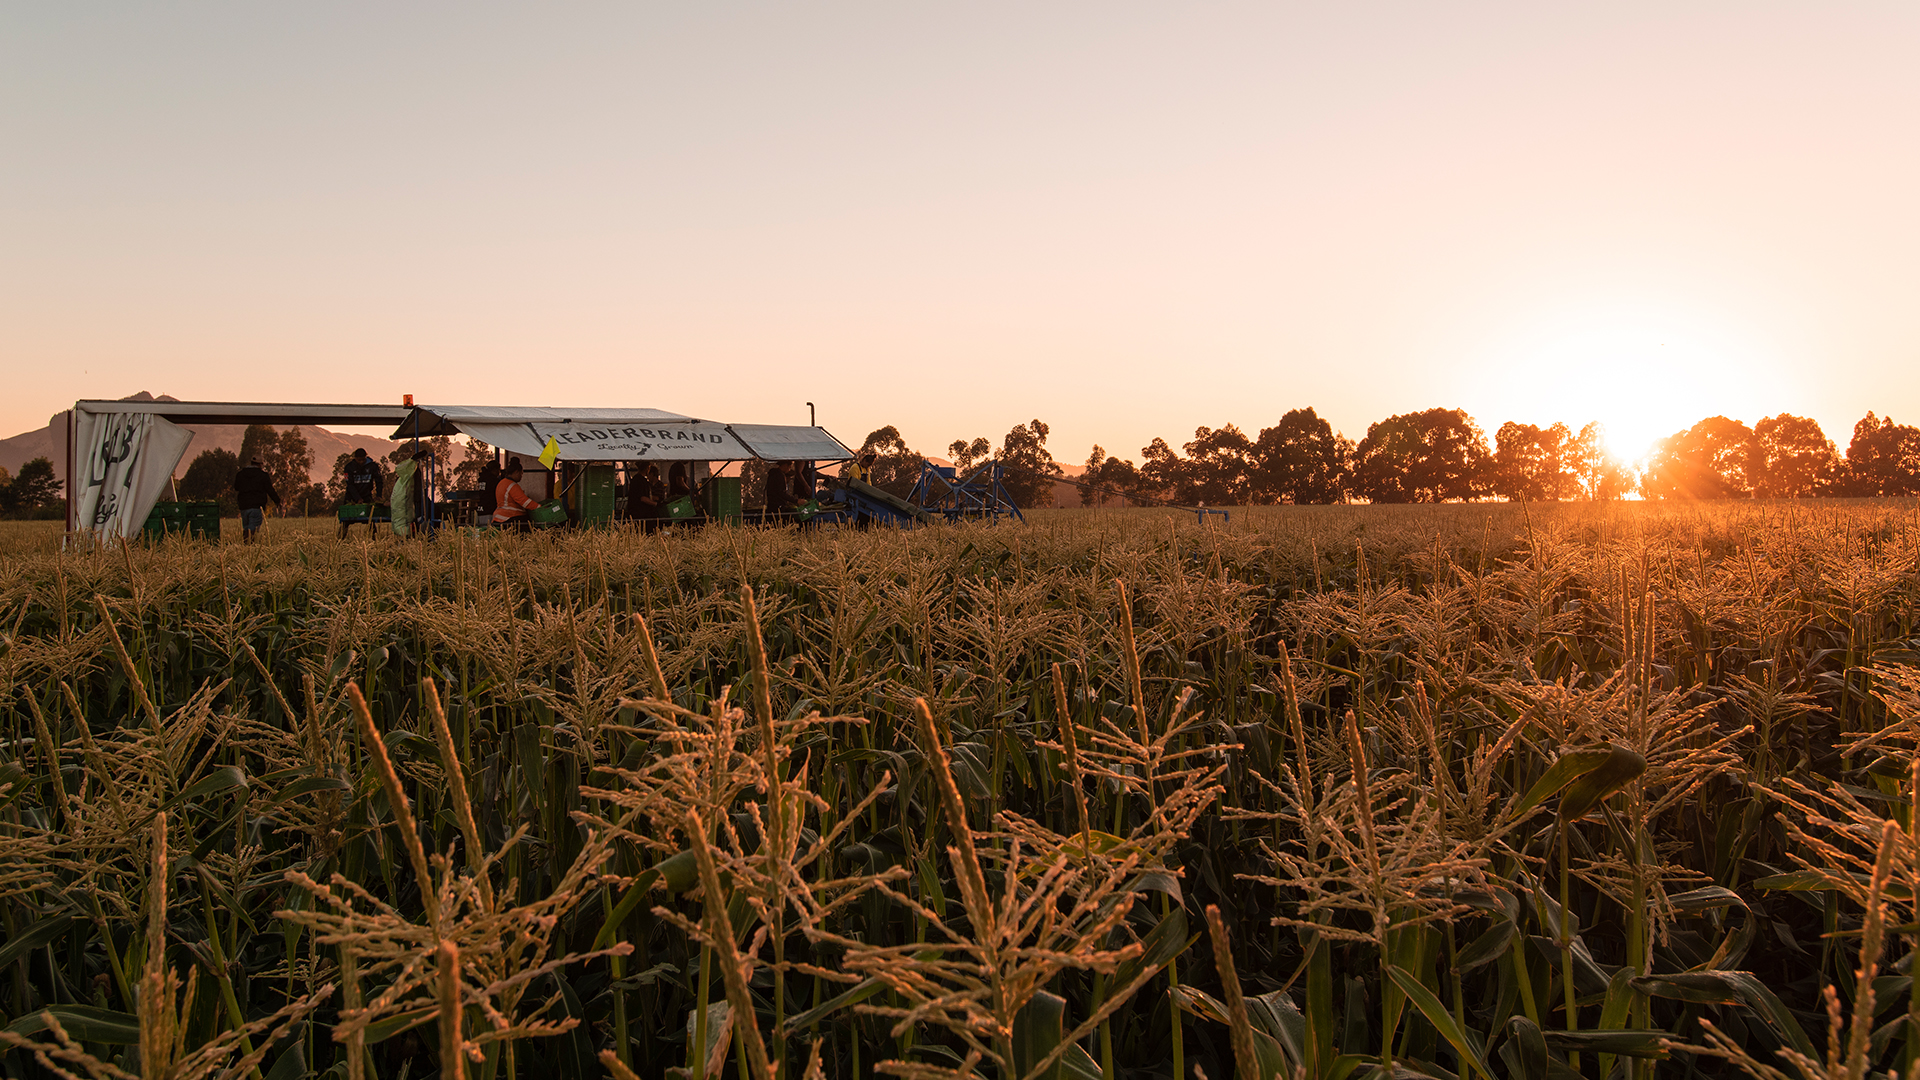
(907, 460), (1024, 523)
(815, 477), (931, 528)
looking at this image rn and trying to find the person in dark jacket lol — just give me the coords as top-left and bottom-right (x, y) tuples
(764, 461), (797, 521)
(233, 458), (282, 543)
(338, 449), (383, 538)
(626, 462), (664, 530)
(477, 458), (502, 517)
(343, 449), (381, 501)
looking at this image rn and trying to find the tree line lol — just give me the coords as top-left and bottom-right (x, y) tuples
(854, 407), (1920, 507)
(0, 457), (62, 519)
(16, 408), (1915, 520)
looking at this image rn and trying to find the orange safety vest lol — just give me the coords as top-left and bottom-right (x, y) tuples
(492, 478), (537, 523)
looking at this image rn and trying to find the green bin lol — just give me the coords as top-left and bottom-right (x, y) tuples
(530, 499), (569, 526)
(142, 501), (219, 540)
(706, 477), (741, 525)
(579, 464), (617, 526)
(184, 502), (220, 537)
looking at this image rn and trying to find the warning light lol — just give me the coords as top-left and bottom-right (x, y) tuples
(403, 394), (414, 407)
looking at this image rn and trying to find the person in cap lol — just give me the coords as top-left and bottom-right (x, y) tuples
(491, 458), (539, 530)
(233, 457), (282, 544)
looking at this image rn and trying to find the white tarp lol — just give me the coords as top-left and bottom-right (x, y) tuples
(424, 405), (691, 424)
(72, 410), (195, 539)
(454, 422), (550, 459)
(528, 420), (752, 461)
(394, 406), (850, 463)
(728, 425), (854, 461)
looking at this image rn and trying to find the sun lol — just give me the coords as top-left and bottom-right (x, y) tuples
(1468, 301), (1789, 463)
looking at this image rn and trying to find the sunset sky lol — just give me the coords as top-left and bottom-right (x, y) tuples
(4, 3), (1916, 466)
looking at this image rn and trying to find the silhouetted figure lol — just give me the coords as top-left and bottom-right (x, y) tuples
(233, 458), (282, 544)
(339, 448), (382, 538)
(627, 462), (665, 530)
(765, 461), (797, 521)
(477, 458), (502, 516)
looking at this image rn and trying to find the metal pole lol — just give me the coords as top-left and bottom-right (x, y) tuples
(65, 408), (76, 535)
(807, 402), (815, 426)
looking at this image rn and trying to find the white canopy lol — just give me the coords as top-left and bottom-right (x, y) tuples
(729, 425), (855, 461)
(392, 405), (693, 440)
(396, 406), (852, 463)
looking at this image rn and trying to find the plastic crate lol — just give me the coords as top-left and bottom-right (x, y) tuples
(706, 477), (741, 524)
(183, 502), (220, 536)
(142, 502), (219, 540)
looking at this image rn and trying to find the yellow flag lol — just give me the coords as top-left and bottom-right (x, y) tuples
(537, 436), (560, 470)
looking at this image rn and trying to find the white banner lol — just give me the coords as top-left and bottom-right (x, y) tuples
(529, 420), (750, 461)
(72, 411), (195, 539)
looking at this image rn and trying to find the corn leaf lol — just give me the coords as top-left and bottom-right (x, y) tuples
(1387, 964), (1493, 1080)
(4, 1005), (141, 1045)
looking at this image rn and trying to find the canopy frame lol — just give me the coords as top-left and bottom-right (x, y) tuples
(63, 398), (855, 537)
(391, 406), (854, 464)
(63, 400), (413, 536)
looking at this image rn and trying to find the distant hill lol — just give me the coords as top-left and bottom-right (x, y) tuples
(0, 392), (398, 485)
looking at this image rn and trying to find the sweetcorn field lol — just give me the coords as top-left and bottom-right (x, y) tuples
(3, 501), (1920, 1080)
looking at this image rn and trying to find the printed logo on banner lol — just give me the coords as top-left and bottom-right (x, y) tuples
(70, 410), (194, 539)
(91, 418), (139, 486)
(86, 415), (144, 531)
(527, 422), (743, 459)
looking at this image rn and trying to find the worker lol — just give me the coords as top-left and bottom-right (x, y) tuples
(343, 448), (381, 502)
(765, 460), (797, 521)
(338, 448), (382, 539)
(847, 451), (876, 484)
(477, 457), (502, 517)
(626, 462), (664, 530)
(491, 458), (539, 530)
(406, 447), (433, 536)
(233, 457), (282, 544)
(659, 463), (694, 527)
(794, 460), (818, 501)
